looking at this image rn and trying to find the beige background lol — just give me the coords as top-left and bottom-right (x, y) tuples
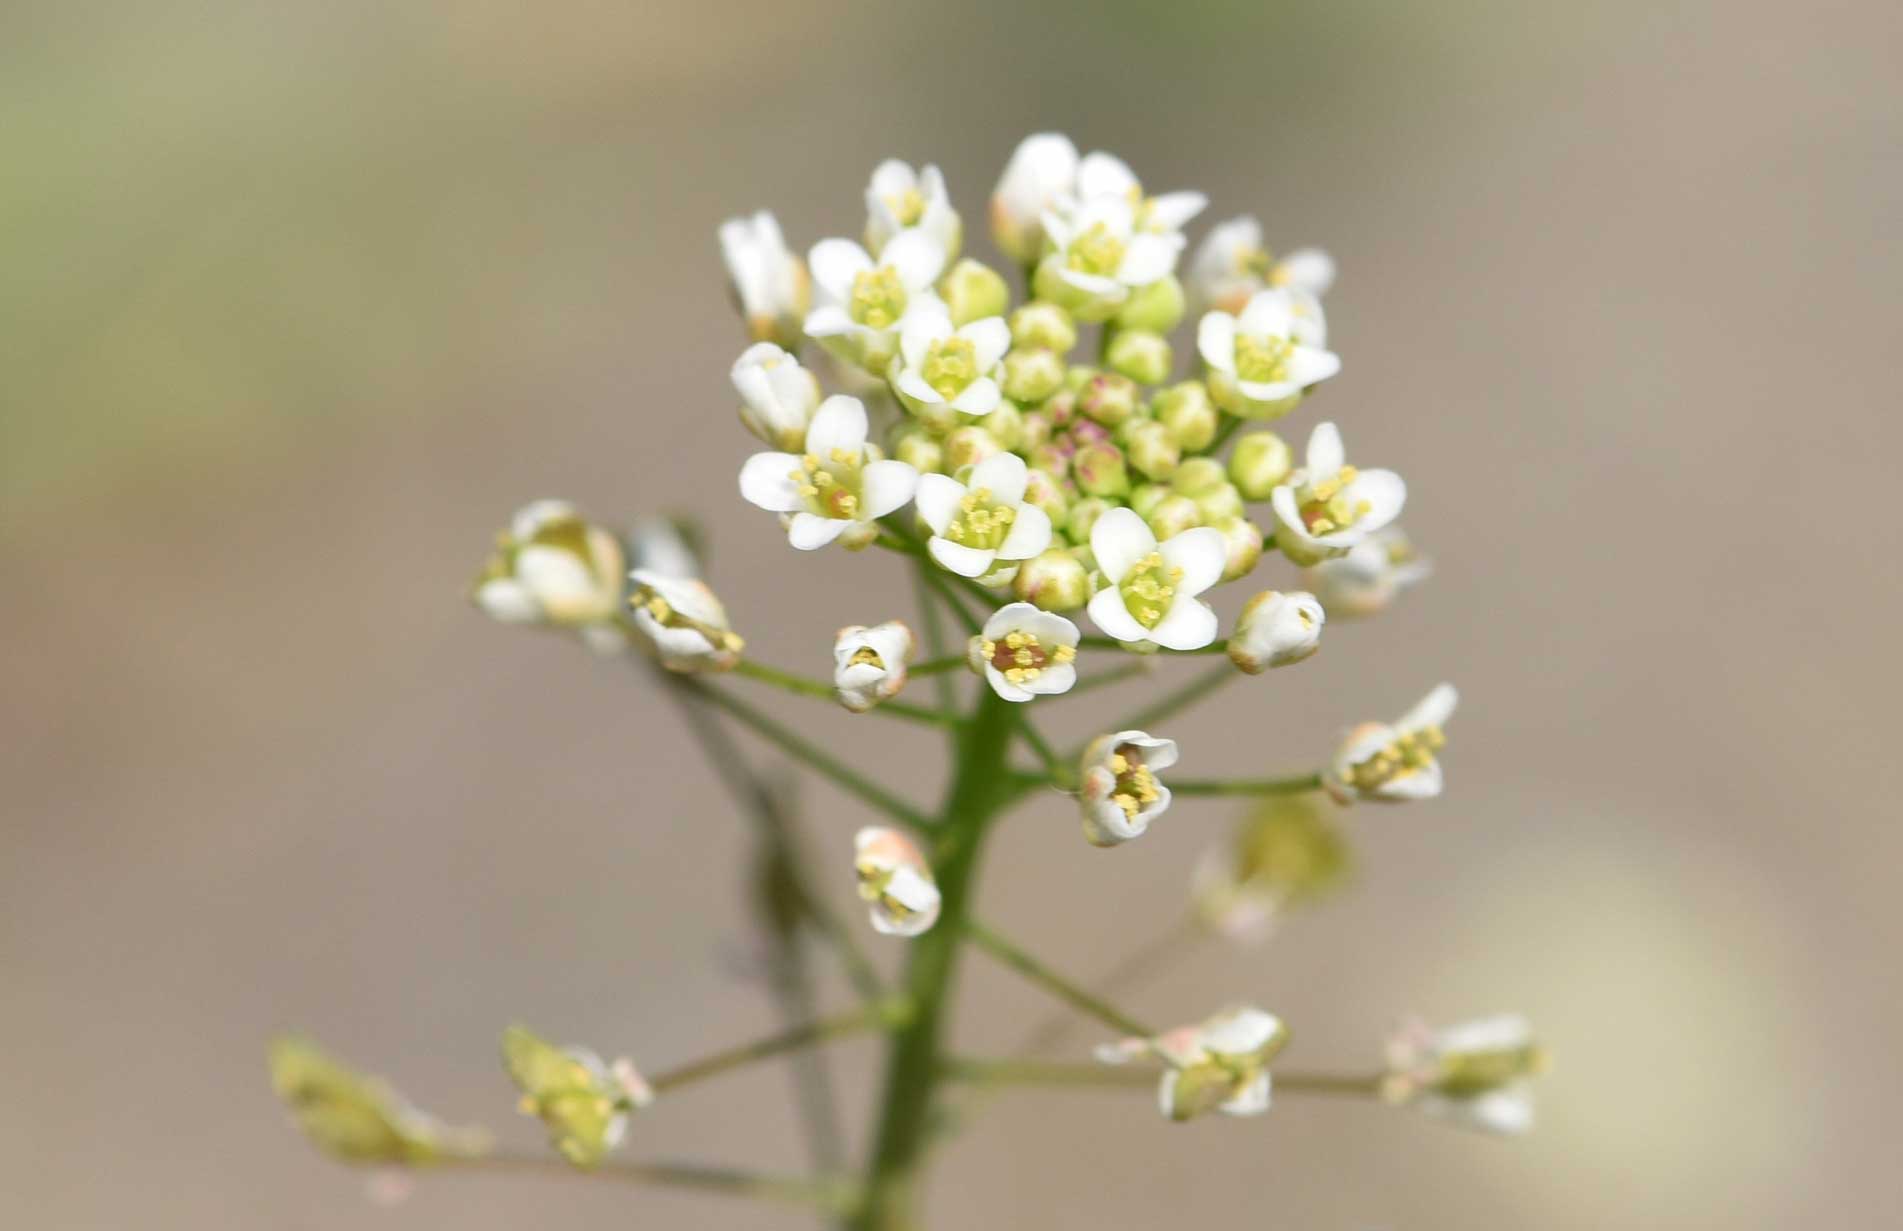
(5, 1), (1899, 1226)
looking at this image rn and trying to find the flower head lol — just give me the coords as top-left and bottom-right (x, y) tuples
(1096, 1005), (1289, 1121)
(628, 570), (743, 673)
(916, 453), (1053, 578)
(1086, 507), (1225, 651)
(891, 303), (1011, 419)
(966, 602), (1080, 702)
(732, 343), (822, 451)
(269, 1036), (490, 1165)
(833, 621), (915, 714)
(1190, 792), (1351, 943)
(1035, 196), (1185, 322)
(1186, 215), (1334, 321)
(1326, 683), (1458, 803)
(1078, 730), (1179, 847)
(854, 826), (940, 937)
(1268, 422), (1407, 566)
(502, 1025), (653, 1169)
(738, 396), (919, 550)
(1304, 527), (1431, 619)
(473, 500), (628, 653)
(1227, 589), (1326, 674)
(990, 132), (1079, 265)
(865, 159), (961, 262)
(805, 232), (947, 373)
(719, 211), (809, 349)
(1198, 287), (1340, 419)
(1382, 1014), (1548, 1135)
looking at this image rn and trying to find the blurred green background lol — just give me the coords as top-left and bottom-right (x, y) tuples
(5, 1), (1899, 1226)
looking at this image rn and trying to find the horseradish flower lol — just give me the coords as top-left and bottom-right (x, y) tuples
(473, 500), (627, 653)
(1096, 1005), (1289, 1121)
(1186, 215), (1335, 321)
(1304, 528), (1431, 619)
(865, 159), (961, 261)
(965, 602), (1079, 702)
(1326, 683), (1458, 803)
(833, 621), (915, 714)
(731, 343), (821, 451)
(628, 570), (743, 673)
(854, 826), (940, 937)
(1382, 1014), (1548, 1135)
(1077, 730), (1179, 847)
(718, 211), (809, 349)
(501, 1025), (654, 1169)
(1268, 422), (1407, 566)
(269, 1036), (490, 1165)
(990, 132), (1079, 265)
(804, 232), (947, 373)
(1198, 287), (1341, 419)
(915, 453), (1053, 578)
(738, 395), (919, 550)
(1191, 793), (1352, 943)
(891, 304), (1011, 419)
(1227, 590), (1326, 674)
(1072, 150), (1207, 239)
(1035, 196), (1184, 322)
(1086, 508), (1225, 651)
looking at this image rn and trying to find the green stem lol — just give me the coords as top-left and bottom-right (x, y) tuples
(1065, 660), (1152, 696)
(731, 658), (956, 728)
(1207, 413), (1244, 455)
(1090, 661), (1237, 746)
(940, 1058), (1385, 1098)
(1166, 773), (1324, 797)
(1012, 914), (1197, 1057)
(441, 1153), (857, 1211)
(964, 919), (1156, 1040)
(906, 656), (966, 677)
(649, 1008), (886, 1095)
(912, 565), (959, 715)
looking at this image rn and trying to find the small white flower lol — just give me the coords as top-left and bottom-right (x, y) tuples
(1197, 287), (1340, 418)
(1036, 196), (1184, 321)
(627, 570), (743, 673)
(731, 343), (821, 451)
(966, 602), (1079, 703)
(474, 501), (627, 649)
(1071, 150), (1207, 239)
(854, 826), (940, 937)
(1226, 590), (1325, 674)
(989, 132), (1079, 265)
(891, 304), (1011, 419)
(1326, 683), (1458, 803)
(915, 453), (1053, 578)
(1096, 1005), (1288, 1122)
(1304, 527), (1430, 619)
(833, 621), (915, 714)
(1077, 730), (1179, 847)
(738, 396), (919, 551)
(1268, 422), (1407, 566)
(865, 159), (961, 261)
(1186, 215), (1334, 325)
(718, 211), (809, 348)
(1086, 508), (1225, 651)
(804, 232), (947, 373)
(1382, 1014), (1547, 1135)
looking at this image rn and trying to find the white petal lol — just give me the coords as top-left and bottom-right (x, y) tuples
(1158, 527), (1226, 596)
(1238, 288), (1294, 338)
(1148, 598), (1218, 651)
(1018, 608), (1080, 647)
(1287, 346), (1341, 387)
(476, 578), (539, 623)
(1089, 506), (1157, 583)
(1117, 233), (1180, 286)
(515, 547), (599, 610)
(968, 452), (1028, 507)
(1027, 658), (1076, 696)
(899, 303), (953, 366)
(1307, 421), (1345, 477)
(738, 451), (806, 512)
(1270, 485), (1312, 546)
(1087, 587), (1149, 643)
(895, 369), (943, 406)
(1146, 190), (1208, 232)
(996, 503), (1051, 560)
(983, 663), (1034, 703)
(929, 538), (996, 578)
(881, 229), (947, 290)
(1197, 311), (1238, 371)
(808, 238), (872, 300)
(510, 499), (575, 542)
(1276, 246), (1336, 295)
(1400, 682), (1459, 732)
(914, 473), (967, 535)
(860, 460), (920, 519)
(805, 396), (869, 458)
(788, 513), (849, 550)
(950, 376), (1000, 415)
(803, 304), (854, 337)
(1220, 1072), (1272, 1117)
(1077, 151), (1139, 201)
(981, 601), (1042, 641)
(1344, 468), (1407, 530)
(960, 317), (1011, 369)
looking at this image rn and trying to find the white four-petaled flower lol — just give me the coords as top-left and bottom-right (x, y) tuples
(989, 132), (1080, 265)
(1096, 1005), (1289, 1122)
(474, 500), (628, 654)
(1070, 150), (1207, 240)
(731, 343), (821, 452)
(1036, 196), (1185, 321)
(1077, 730), (1179, 847)
(1198, 287), (1340, 419)
(865, 160), (961, 262)
(890, 304), (1011, 419)
(718, 211), (809, 349)
(627, 570), (743, 673)
(1381, 1014), (1547, 1135)
(804, 232), (947, 374)
(1227, 589), (1326, 674)
(966, 602), (1080, 702)
(1326, 682), (1458, 803)
(1086, 508), (1226, 651)
(854, 826), (940, 937)
(915, 453), (1053, 578)
(1268, 421), (1407, 566)
(738, 396), (919, 550)
(1186, 214), (1334, 323)
(833, 621), (915, 714)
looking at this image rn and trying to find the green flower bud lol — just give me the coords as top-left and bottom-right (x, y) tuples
(1105, 329), (1174, 386)
(1213, 516), (1264, 582)
(1154, 381), (1218, 452)
(1128, 482), (1169, 519)
(904, 395), (963, 436)
(1124, 419), (1181, 481)
(1018, 410), (1054, 450)
(1073, 441), (1130, 497)
(1022, 466), (1071, 525)
(1064, 364), (1100, 396)
(937, 257), (1010, 326)
(891, 429), (944, 474)
(1228, 430), (1294, 500)
(1067, 496), (1114, 544)
(983, 399), (1025, 450)
(1079, 372), (1140, 427)
(943, 425), (1003, 471)
(502, 1025), (652, 1169)
(270, 1037), (490, 1165)
(1002, 347), (1066, 403)
(1195, 481), (1245, 524)
(1171, 456), (1229, 498)
(1146, 493), (1203, 540)
(1010, 301), (1078, 355)
(1012, 548), (1092, 612)
(1115, 274), (1186, 333)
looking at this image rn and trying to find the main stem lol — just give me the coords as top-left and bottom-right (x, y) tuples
(852, 689), (1018, 1230)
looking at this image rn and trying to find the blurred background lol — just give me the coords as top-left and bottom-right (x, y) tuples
(5, 0), (1899, 1226)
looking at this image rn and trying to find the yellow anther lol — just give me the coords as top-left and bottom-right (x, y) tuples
(1051, 645), (1076, 664)
(848, 647), (884, 669)
(802, 454), (820, 469)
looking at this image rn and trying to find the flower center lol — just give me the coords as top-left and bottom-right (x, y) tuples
(1065, 222), (1126, 278)
(850, 266), (908, 330)
(1297, 465), (1373, 536)
(787, 449), (867, 521)
(1119, 552), (1184, 630)
(1106, 745), (1161, 820)
(631, 585), (746, 655)
(885, 187), (926, 227)
(1234, 333), (1294, 384)
(921, 336), (978, 399)
(847, 646), (885, 670)
(978, 630), (1076, 686)
(1347, 724), (1446, 793)
(943, 486), (1017, 550)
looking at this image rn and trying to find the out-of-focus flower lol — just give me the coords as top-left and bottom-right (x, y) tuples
(1382, 1014), (1548, 1135)
(804, 232), (947, 373)
(1326, 683), (1458, 803)
(1071, 150), (1207, 239)
(854, 826), (940, 937)
(865, 159), (961, 260)
(1191, 792), (1352, 942)
(1227, 590), (1325, 674)
(269, 1037), (490, 1166)
(916, 453), (1053, 578)
(966, 602), (1079, 702)
(473, 500), (628, 654)
(1268, 422), (1407, 566)
(628, 570), (743, 673)
(1035, 196), (1184, 322)
(1198, 288), (1340, 419)
(732, 343), (821, 451)
(891, 305), (1011, 419)
(1304, 528), (1431, 618)
(502, 1026), (653, 1169)
(1086, 508), (1225, 651)
(1186, 215), (1334, 321)
(833, 621), (915, 714)
(739, 396), (920, 550)
(990, 132), (1080, 265)
(1077, 730), (1179, 847)
(1096, 1005), (1289, 1121)
(719, 211), (809, 349)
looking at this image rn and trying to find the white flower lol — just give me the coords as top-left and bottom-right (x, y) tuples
(804, 231), (947, 373)
(731, 343), (821, 451)
(915, 453), (1053, 578)
(474, 501), (627, 649)
(1304, 528), (1430, 619)
(966, 602), (1079, 703)
(738, 396), (919, 550)
(1096, 1005), (1288, 1121)
(718, 211), (809, 348)
(1077, 730), (1179, 847)
(1382, 1014), (1547, 1135)
(1036, 196), (1184, 321)
(627, 570), (743, 673)
(1186, 215), (1334, 324)
(989, 132), (1079, 265)
(1071, 150), (1207, 239)
(1326, 683), (1458, 803)
(1226, 590), (1325, 674)
(833, 621), (915, 714)
(854, 826), (940, 937)
(1268, 422), (1407, 566)
(1085, 508), (1225, 651)
(891, 304), (1011, 418)
(1197, 287), (1340, 418)
(865, 159), (961, 261)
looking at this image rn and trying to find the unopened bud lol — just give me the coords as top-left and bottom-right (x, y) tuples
(1073, 441), (1131, 497)
(1228, 430), (1293, 500)
(1027, 441), (1072, 478)
(1171, 457), (1228, 498)
(1022, 466), (1072, 525)
(1079, 372), (1140, 427)
(891, 429), (944, 475)
(1002, 347), (1066, 403)
(1212, 515), (1264, 582)
(983, 399), (1025, 451)
(943, 425), (1003, 471)
(1128, 483), (1169, 519)
(1105, 329), (1173, 386)
(1154, 381), (1218, 452)
(1067, 496), (1114, 544)
(937, 258), (1010, 326)
(1124, 419), (1181, 481)
(1011, 301), (1079, 355)
(1115, 274), (1186, 334)
(1145, 493), (1202, 540)
(1229, 589), (1325, 673)
(1018, 410), (1054, 450)
(1012, 548), (1093, 611)
(1194, 481), (1245, 524)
